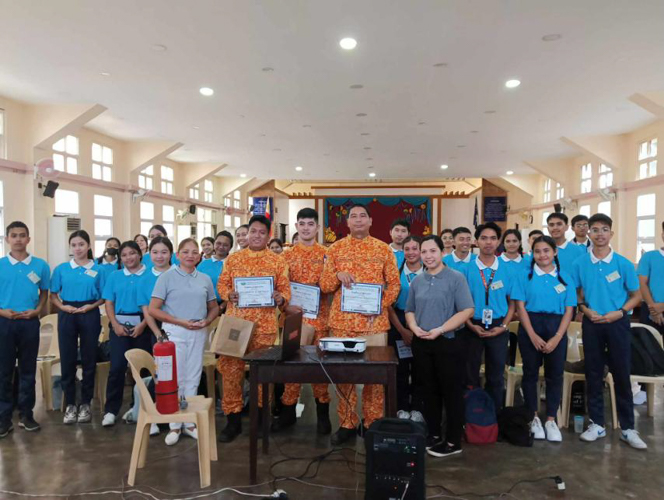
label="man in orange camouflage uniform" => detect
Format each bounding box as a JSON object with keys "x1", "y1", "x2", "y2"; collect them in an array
[
  {"x1": 320, "y1": 203, "x2": 401, "y2": 445},
  {"x1": 271, "y1": 208, "x2": 332, "y2": 435},
  {"x1": 217, "y1": 215, "x2": 290, "y2": 443}
]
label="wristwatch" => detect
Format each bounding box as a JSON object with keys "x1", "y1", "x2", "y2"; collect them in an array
[
  {"x1": 619, "y1": 308, "x2": 627, "y2": 317},
  {"x1": 500, "y1": 323, "x2": 508, "y2": 330}
]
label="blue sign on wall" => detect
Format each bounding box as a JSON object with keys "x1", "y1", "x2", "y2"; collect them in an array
[{"x1": 484, "y1": 196, "x2": 507, "y2": 222}]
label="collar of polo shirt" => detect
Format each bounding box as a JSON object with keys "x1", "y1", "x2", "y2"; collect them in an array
[
  {"x1": 475, "y1": 256, "x2": 499, "y2": 271},
  {"x1": 660, "y1": 248, "x2": 664, "y2": 258},
  {"x1": 151, "y1": 267, "x2": 164, "y2": 276},
  {"x1": 8, "y1": 254, "x2": 32, "y2": 266},
  {"x1": 70, "y1": 259, "x2": 94, "y2": 270},
  {"x1": 211, "y1": 255, "x2": 225, "y2": 263},
  {"x1": 500, "y1": 253, "x2": 522, "y2": 263},
  {"x1": 534, "y1": 264, "x2": 558, "y2": 277},
  {"x1": 589, "y1": 248, "x2": 614, "y2": 264},
  {"x1": 174, "y1": 266, "x2": 198, "y2": 277},
  {"x1": 123, "y1": 265, "x2": 146, "y2": 276},
  {"x1": 103, "y1": 258, "x2": 118, "y2": 265},
  {"x1": 557, "y1": 240, "x2": 570, "y2": 250},
  {"x1": 452, "y1": 251, "x2": 471, "y2": 263}
]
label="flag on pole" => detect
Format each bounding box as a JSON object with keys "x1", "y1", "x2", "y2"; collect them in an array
[
  {"x1": 473, "y1": 197, "x2": 479, "y2": 228},
  {"x1": 265, "y1": 197, "x2": 272, "y2": 220}
]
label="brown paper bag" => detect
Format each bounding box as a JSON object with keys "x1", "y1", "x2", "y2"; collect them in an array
[
  {"x1": 359, "y1": 332, "x2": 388, "y2": 347},
  {"x1": 211, "y1": 314, "x2": 256, "y2": 358},
  {"x1": 300, "y1": 324, "x2": 316, "y2": 346}
]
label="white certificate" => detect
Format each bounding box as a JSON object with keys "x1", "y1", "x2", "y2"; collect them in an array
[
  {"x1": 341, "y1": 283, "x2": 383, "y2": 315},
  {"x1": 290, "y1": 282, "x2": 321, "y2": 319},
  {"x1": 234, "y1": 276, "x2": 275, "y2": 308}
]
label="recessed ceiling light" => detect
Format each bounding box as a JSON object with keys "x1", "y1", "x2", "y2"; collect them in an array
[
  {"x1": 192, "y1": 126, "x2": 200, "y2": 130},
  {"x1": 100, "y1": 72, "x2": 111, "y2": 77},
  {"x1": 433, "y1": 62, "x2": 448, "y2": 68},
  {"x1": 295, "y1": 166, "x2": 303, "y2": 171},
  {"x1": 356, "y1": 113, "x2": 367, "y2": 117},
  {"x1": 360, "y1": 133, "x2": 370, "y2": 136},
  {"x1": 542, "y1": 34, "x2": 562, "y2": 42},
  {"x1": 349, "y1": 84, "x2": 364, "y2": 89},
  {"x1": 484, "y1": 110, "x2": 496, "y2": 114},
  {"x1": 440, "y1": 164, "x2": 449, "y2": 170},
  {"x1": 240, "y1": 173, "x2": 247, "y2": 178},
  {"x1": 199, "y1": 87, "x2": 214, "y2": 96},
  {"x1": 339, "y1": 37, "x2": 357, "y2": 50},
  {"x1": 368, "y1": 172, "x2": 376, "y2": 178},
  {"x1": 364, "y1": 147, "x2": 372, "y2": 150},
  {"x1": 302, "y1": 124, "x2": 311, "y2": 128},
  {"x1": 262, "y1": 67, "x2": 274, "y2": 72},
  {"x1": 152, "y1": 44, "x2": 167, "y2": 52},
  {"x1": 505, "y1": 79, "x2": 521, "y2": 89},
  {"x1": 506, "y1": 170, "x2": 514, "y2": 175}
]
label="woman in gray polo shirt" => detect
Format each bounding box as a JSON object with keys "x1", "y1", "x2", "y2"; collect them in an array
[
  {"x1": 149, "y1": 238, "x2": 219, "y2": 446},
  {"x1": 405, "y1": 235, "x2": 474, "y2": 459}
]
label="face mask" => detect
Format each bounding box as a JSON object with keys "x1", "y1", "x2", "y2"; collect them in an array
[{"x1": 106, "y1": 247, "x2": 119, "y2": 257}]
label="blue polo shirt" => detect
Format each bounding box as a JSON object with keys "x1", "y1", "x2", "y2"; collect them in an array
[
  {"x1": 573, "y1": 249, "x2": 640, "y2": 316},
  {"x1": 443, "y1": 251, "x2": 477, "y2": 273},
  {"x1": 51, "y1": 260, "x2": 105, "y2": 302},
  {"x1": 0, "y1": 254, "x2": 51, "y2": 312},
  {"x1": 499, "y1": 253, "x2": 529, "y2": 277},
  {"x1": 462, "y1": 257, "x2": 515, "y2": 320},
  {"x1": 99, "y1": 259, "x2": 121, "y2": 281},
  {"x1": 637, "y1": 249, "x2": 664, "y2": 303},
  {"x1": 198, "y1": 256, "x2": 225, "y2": 301},
  {"x1": 556, "y1": 241, "x2": 586, "y2": 278},
  {"x1": 395, "y1": 263, "x2": 424, "y2": 311},
  {"x1": 102, "y1": 266, "x2": 148, "y2": 314},
  {"x1": 512, "y1": 265, "x2": 577, "y2": 315},
  {"x1": 137, "y1": 267, "x2": 168, "y2": 308},
  {"x1": 142, "y1": 253, "x2": 179, "y2": 269},
  {"x1": 390, "y1": 246, "x2": 405, "y2": 269}
]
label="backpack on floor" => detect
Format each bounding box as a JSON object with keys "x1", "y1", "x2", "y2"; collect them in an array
[
  {"x1": 498, "y1": 406, "x2": 534, "y2": 447},
  {"x1": 464, "y1": 389, "x2": 498, "y2": 444},
  {"x1": 631, "y1": 326, "x2": 664, "y2": 376}
]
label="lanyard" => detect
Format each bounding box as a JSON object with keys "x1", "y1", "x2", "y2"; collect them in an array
[{"x1": 479, "y1": 268, "x2": 496, "y2": 306}]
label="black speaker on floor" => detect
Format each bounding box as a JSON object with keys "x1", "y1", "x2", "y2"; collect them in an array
[{"x1": 365, "y1": 418, "x2": 426, "y2": 500}]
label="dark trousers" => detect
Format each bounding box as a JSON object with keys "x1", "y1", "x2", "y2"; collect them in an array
[
  {"x1": 105, "y1": 321, "x2": 153, "y2": 416},
  {"x1": 0, "y1": 317, "x2": 40, "y2": 423},
  {"x1": 582, "y1": 316, "x2": 634, "y2": 429},
  {"x1": 412, "y1": 334, "x2": 466, "y2": 446},
  {"x1": 466, "y1": 318, "x2": 508, "y2": 412},
  {"x1": 58, "y1": 302, "x2": 101, "y2": 406},
  {"x1": 517, "y1": 313, "x2": 568, "y2": 418},
  {"x1": 388, "y1": 308, "x2": 415, "y2": 412}
]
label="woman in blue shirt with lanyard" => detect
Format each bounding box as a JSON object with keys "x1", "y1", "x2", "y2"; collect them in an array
[
  {"x1": 97, "y1": 237, "x2": 122, "y2": 280},
  {"x1": 387, "y1": 236, "x2": 423, "y2": 417},
  {"x1": 198, "y1": 230, "x2": 233, "y2": 308},
  {"x1": 50, "y1": 230, "x2": 105, "y2": 425},
  {"x1": 101, "y1": 240, "x2": 153, "y2": 427},
  {"x1": 149, "y1": 239, "x2": 218, "y2": 446},
  {"x1": 512, "y1": 236, "x2": 576, "y2": 442}
]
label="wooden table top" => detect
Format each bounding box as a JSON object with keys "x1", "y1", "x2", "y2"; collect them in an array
[{"x1": 243, "y1": 345, "x2": 398, "y2": 365}]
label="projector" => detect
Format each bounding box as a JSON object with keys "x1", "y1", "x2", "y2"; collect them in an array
[{"x1": 319, "y1": 337, "x2": 366, "y2": 353}]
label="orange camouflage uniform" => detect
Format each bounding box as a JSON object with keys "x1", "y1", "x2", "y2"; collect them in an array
[
  {"x1": 319, "y1": 235, "x2": 400, "y2": 428},
  {"x1": 217, "y1": 248, "x2": 291, "y2": 415},
  {"x1": 281, "y1": 242, "x2": 330, "y2": 406}
]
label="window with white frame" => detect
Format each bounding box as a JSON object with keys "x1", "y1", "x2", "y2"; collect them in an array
[
  {"x1": 224, "y1": 195, "x2": 233, "y2": 229},
  {"x1": 138, "y1": 165, "x2": 154, "y2": 190},
  {"x1": 162, "y1": 205, "x2": 175, "y2": 238},
  {"x1": 92, "y1": 143, "x2": 113, "y2": 181},
  {"x1": 177, "y1": 224, "x2": 191, "y2": 246},
  {"x1": 204, "y1": 179, "x2": 214, "y2": 203},
  {"x1": 233, "y1": 190, "x2": 241, "y2": 209},
  {"x1": 541, "y1": 212, "x2": 550, "y2": 235},
  {"x1": 189, "y1": 184, "x2": 200, "y2": 200},
  {"x1": 597, "y1": 201, "x2": 611, "y2": 218},
  {"x1": 598, "y1": 164, "x2": 613, "y2": 188},
  {"x1": 636, "y1": 193, "x2": 657, "y2": 260},
  {"x1": 161, "y1": 165, "x2": 174, "y2": 194},
  {"x1": 140, "y1": 201, "x2": 154, "y2": 236},
  {"x1": 639, "y1": 138, "x2": 657, "y2": 179},
  {"x1": 555, "y1": 183, "x2": 564, "y2": 200},
  {"x1": 543, "y1": 179, "x2": 552, "y2": 203},
  {"x1": 0, "y1": 109, "x2": 6, "y2": 160},
  {"x1": 197, "y1": 208, "x2": 213, "y2": 238},
  {"x1": 0, "y1": 180, "x2": 4, "y2": 256},
  {"x1": 93, "y1": 195, "x2": 113, "y2": 257},
  {"x1": 53, "y1": 135, "x2": 79, "y2": 174},
  {"x1": 580, "y1": 163, "x2": 592, "y2": 193},
  {"x1": 54, "y1": 189, "x2": 79, "y2": 215},
  {"x1": 579, "y1": 205, "x2": 591, "y2": 218}
]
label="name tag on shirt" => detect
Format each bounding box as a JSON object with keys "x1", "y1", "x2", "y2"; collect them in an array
[
  {"x1": 85, "y1": 269, "x2": 98, "y2": 278},
  {"x1": 606, "y1": 271, "x2": 620, "y2": 283},
  {"x1": 27, "y1": 271, "x2": 41, "y2": 284},
  {"x1": 490, "y1": 280, "x2": 504, "y2": 291},
  {"x1": 554, "y1": 284, "x2": 566, "y2": 294}
]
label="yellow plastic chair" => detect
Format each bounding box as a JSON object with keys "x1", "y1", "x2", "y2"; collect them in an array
[
  {"x1": 37, "y1": 314, "x2": 60, "y2": 411},
  {"x1": 125, "y1": 349, "x2": 217, "y2": 488},
  {"x1": 94, "y1": 315, "x2": 111, "y2": 412},
  {"x1": 560, "y1": 322, "x2": 618, "y2": 428},
  {"x1": 630, "y1": 323, "x2": 664, "y2": 418}
]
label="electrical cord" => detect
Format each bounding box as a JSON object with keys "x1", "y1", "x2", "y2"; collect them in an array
[{"x1": 426, "y1": 475, "x2": 565, "y2": 499}]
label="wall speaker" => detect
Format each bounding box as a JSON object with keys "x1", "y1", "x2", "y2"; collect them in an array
[
  {"x1": 43, "y1": 181, "x2": 60, "y2": 198},
  {"x1": 189, "y1": 204, "x2": 196, "y2": 215}
]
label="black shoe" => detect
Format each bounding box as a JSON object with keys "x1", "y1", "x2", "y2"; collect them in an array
[
  {"x1": 427, "y1": 442, "x2": 462, "y2": 458},
  {"x1": 18, "y1": 415, "x2": 40, "y2": 432},
  {"x1": 331, "y1": 426, "x2": 356, "y2": 446},
  {"x1": 315, "y1": 399, "x2": 332, "y2": 435},
  {"x1": 218, "y1": 412, "x2": 242, "y2": 443},
  {"x1": 0, "y1": 422, "x2": 13, "y2": 438},
  {"x1": 271, "y1": 403, "x2": 296, "y2": 432},
  {"x1": 426, "y1": 435, "x2": 443, "y2": 450}
]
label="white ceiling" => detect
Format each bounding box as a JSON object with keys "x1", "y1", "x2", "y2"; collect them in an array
[{"x1": 1, "y1": 0, "x2": 663, "y2": 180}]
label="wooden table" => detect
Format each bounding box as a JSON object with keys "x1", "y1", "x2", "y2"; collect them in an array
[{"x1": 243, "y1": 345, "x2": 398, "y2": 483}]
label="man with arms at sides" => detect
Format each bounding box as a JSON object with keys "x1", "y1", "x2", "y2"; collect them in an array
[
  {"x1": 320, "y1": 204, "x2": 401, "y2": 445},
  {"x1": 442, "y1": 227, "x2": 476, "y2": 272},
  {"x1": 388, "y1": 219, "x2": 410, "y2": 268},
  {"x1": 547, "y1": 213, "x2": 586, "y2": 278},
  {"x1": 637, "y1": 221, "x2": 664, "y2": 333},
  {"x1": 272, "y1": 208, "x2": 332, "y2": 435},
  {"x1": 217, "y1": 215, "x2": 290, "y2": 443}
]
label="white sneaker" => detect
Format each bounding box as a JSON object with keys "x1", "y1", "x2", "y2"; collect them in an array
[
  {"x1": 122, "y1": 409, "x2": 136, "y2": 424},
  {"x1": 102, "y1": 413, "x2": 116, "y2": 427},
  {"x1": 397, "y1": 410, "x2": 411, "y2": 420},
  {"x1": 150, "y1": 423, "x2": 160, "y2": 436},
  {"x1": 165, "y1": 430, "x2": 181, "y2": 446},
  {"x1": 530, "y1": 416, "x2": 545, "y2": 440},
  {"x1": 63, "y1": 405, "x2": 78, "y2": 425},
  {"x1": 409, "y1": 411, "x2": 425, "y2": 423},
  {"x1": 580, "y1": 423, "x2": 606, "y2": 442},
  {"x1": 621, "y1": 429, "x2": 647, "y2": 450},
  {"x1": 633, "y1": 391, "x2": 647, "y2": 406},
  {"x1": 545, "y1": 420, "x2": 562, "y2": 442},
  {"x1": 182, "y1": 426, "x2": 198, "y2": 440}
]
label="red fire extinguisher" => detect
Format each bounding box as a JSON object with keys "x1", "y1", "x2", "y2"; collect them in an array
[{"x1": 154, "y1": 333, "x2": 179, "y2": 414}]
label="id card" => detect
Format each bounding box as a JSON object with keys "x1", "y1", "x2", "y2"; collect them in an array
[
  {"x1": 85, "y1": 269, "x2": 98, "y2": 278},
  {"x1": 482, "y1": 308, "x2": 493, "y2": 327},
  {"x1": 490, "y1": 280, "x2": 504, "y2": 291},
  {"x1": 554, "y1": 283, "x2": 566, "y2": 294},
  {"x1": 606, "y1": 271, "x2": 620, "y2": 283},
  {"x1": 27, "y1": 271, "x2": 41, "y2": 284}
]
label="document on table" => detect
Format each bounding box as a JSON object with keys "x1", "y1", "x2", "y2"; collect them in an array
[
  {"x1": 341, "y1": 283, "x2": 383, "y2": 315},
  {"x1": 290, "y1": 282, "x2": 321, "y2": 319},
  {"x1": 234, "y1": 276, "x2": 275, "y2": 308}
]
